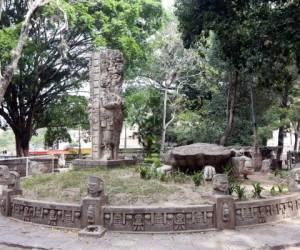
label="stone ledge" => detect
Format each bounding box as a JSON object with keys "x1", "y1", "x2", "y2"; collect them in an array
[{"x1": 72, "y1": 159, "x2": 136, "y2": 168}]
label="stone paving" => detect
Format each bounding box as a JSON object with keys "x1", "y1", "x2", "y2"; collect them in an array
[{"x1": 0, "y1": 215, "x2": 300, "y2": 250}]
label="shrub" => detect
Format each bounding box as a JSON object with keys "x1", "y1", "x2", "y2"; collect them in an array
[
  {"x1": 153, "y1": 158, "x2": 162, "y2": 168},
  {"x1": 252, "y1": 182, "x2": 264, "y2": 198},
  {"x1": 139, "y1": 166, "x2": 152, "y2": 180},
  {"x1": 277, "y1": 184, "x2": 285, "y2": 193},
  {"x1": 171, "y1": 170, "x2": 189, "y2": 183},
  {"x1": 192, "y1": 171, "x2": 203, "y2": 187},
  {"x1": 234, "y1": 184, "x2": 246, "y2": 200},
  {"x1": 270, "y1": 186, "x2": 277, "y2": 196},
  {"x1": 158, "y1": 172, "x2": 169, "y2": 182}
]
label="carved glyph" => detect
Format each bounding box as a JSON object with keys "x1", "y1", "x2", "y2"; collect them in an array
[{"x1": 89, "y1": 50, "x2": 124, "y2": 161}]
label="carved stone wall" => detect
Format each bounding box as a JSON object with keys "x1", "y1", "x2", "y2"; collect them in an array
[
  {"x1": 103, "y1": 205, "x2": 216, "y2": 232},
  {"x1": 235, "y1": 194, "x2": 300, "y2": 227},
  {"x1": 11, "y1": 198, "x2": 82, "y2": 228},
  {"x1": 89, "y1": 50, "x2": 124, "y2": 161}
]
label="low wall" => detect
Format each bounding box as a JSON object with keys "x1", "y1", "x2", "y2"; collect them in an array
[
  {"x1": 2, "y1": 190, "x2": 300, "y2": 232},
  {"x1": 103, "y1": 205, "x2": 215, "y2": 232},
  {"x1": 0, "y1": 158, "x2": 58, "y2": 177},
  {"x1": 11, "y1": 197, "x2": 81, "y2": 228},
  {"x1": 235, "y1": 194, "x2": 300, "y2": 227}
]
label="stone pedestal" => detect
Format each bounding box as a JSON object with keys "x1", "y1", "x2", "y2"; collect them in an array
[
  {"x1": 0, "y1": 189, "x2": 22, "y2": 216},
  {"x1": 81, "y1": 196, "x2": 107, "y2": 228},
  {"x1": 72, "y1": 158, "x2": 136, "y2": 169},
  {"x1": 212, "y1": 195, "x2": 235, "y2": 230}
]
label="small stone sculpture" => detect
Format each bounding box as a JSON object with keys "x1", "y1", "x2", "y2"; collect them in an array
[
  {"x1": 212, "y1": 174, "x2": 229, "y2": 195},
  {"x1": 0, "y1": 165, "x2": 20, "y2": 190},
  {"x1": 222, "y1": 202, "x2": 230, "y2": 222},
  {"x1": 87, "y1": 176, "x2": 104, "y2": 198},
  {"x1": 231, "y1": 156, "x2": 254, "y2": 179},
  {"x1": 288, "y1": 168, "x2": 300, "y2": 192},
  {"x1": 203, "y1": 165, "x2": 216, "y2": 181}
]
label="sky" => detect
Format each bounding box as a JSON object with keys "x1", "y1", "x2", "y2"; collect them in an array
[{"x1": 162, "y1": 0, "x2": 174, "y2": 8}]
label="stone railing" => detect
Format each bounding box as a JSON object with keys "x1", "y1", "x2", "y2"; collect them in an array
[{"x1": 1, "y1": 173, "x2": 300, "y2": 233}]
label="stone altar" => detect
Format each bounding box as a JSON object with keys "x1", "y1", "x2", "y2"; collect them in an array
[{"x1": 73, "y1": 49, "x2": 136, "y2": 168}]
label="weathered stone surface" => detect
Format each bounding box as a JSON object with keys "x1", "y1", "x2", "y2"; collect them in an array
[
  {"x1": 170, "y1": 143, "x2": 233, "y2": 172},
  {"x1": 203, "y1": 165, "x2": 216, "y2": 181},
  {"x1": 212, "y1": 174, "x2": 229, "y2": 195},
  {"x1": 156, "y1": 165, "x2": 173, "y2": 174},
  {"x1": 87, "y1": 176, "x2": 104, "y2": 198},
  {"x1": 0, "y1": 165, "x2": 20, "y2": 190},
  {"x1": 212, "y1": 195, "x2": 235, "y2": 230},
  {"x1": 288, "y1": 168, "x2": 300, "y2": 192},
  {"x1": 89, "y1": 49, "x2": 124, "y2": 161},
  {"x1": 261, "y1": 159, "x2": 272, "y2": 173},
  {"x1": 230, "y1": 156, "x2": 255, "y2": 179}
]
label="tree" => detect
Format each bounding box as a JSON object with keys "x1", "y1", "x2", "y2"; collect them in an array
[
  {"x1": 39, "y1": 95, "x2": 88, "y2": 148},
  {"x1": 0, "y1": 0, "x2": 163, "y2": 156},
  {"x1": 0, "y1": 0, "x2": 55, "y2": 104},
  {"x1": 175, "y1": 0, "x2": 300, "y2": 155},
  {"x1": 135, "y1": 15, "x2": 202, "y2": 152},
  {"x1": 124, "y1": 86, "x2": 162, "y2": 156}
]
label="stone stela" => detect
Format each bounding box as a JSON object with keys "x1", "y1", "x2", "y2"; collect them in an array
[
  {"x1": 73, "y1": 49, "x2": 136, "y2": 168},
  {"x1": 90, "y1": 49, "x2": 124, "y2": 161}
]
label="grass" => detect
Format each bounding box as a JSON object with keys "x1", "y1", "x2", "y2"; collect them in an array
[{"x1": 21, "y1": 166, "x2": 184, "y2": 205}]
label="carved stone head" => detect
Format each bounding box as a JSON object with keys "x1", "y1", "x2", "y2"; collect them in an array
[
  {"x1": 87, "y1": 176, "x2": 104, "y2": 198},
  {"x1": 212, "y1": 174, "x2": 229, "y2": 195}
]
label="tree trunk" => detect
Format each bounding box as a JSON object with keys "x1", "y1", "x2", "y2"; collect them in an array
[
  {"x1": 15, "y1": 132, "x2": 30, "y2": 157},
  {"x1": 161, "y1": 88, "x2": 168, "y2": 153},
  {"x1": 294, "y1": 121, "x2": 300, "y2": 151},
  {"x1": 276, "y1": 82, "x2": 289, "y2": 168},
  {"x1": 219, "y1": 71, "x2": 238, "y2": 146}
]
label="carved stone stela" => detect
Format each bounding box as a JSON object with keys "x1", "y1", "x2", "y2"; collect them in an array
[{"x1": 89, "y1": 50, "x2": 124, "y2": 161}]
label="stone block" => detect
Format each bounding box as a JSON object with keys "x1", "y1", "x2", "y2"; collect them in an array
[{"x1": 212, "y1": 195, "x2": 235, "y2": 230}]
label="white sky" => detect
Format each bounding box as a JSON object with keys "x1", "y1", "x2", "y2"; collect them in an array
[{"x1": 162, "y1": 0, "x2": 174, "y2": 8}]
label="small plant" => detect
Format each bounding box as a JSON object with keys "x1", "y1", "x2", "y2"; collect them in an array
[
  {"x1": 171, "y1": 170, "x2": 189, "y2": 183},
  {"x1": 270, "y1": 186, "x2": 277, "y2": 196},
  {"x1": 234, "y1": 184, "x2": 246, "y2": 200},
  {"x1": 275, "y1": 170, "x2": 289, "y2": 179},
  {"x1": 252, "y1": 182, "x2": 264, "y2": 198},
  {"x1": 139, "y1": 166, "x2": 152, "y2": 180},
  {"x1": 153, "y1": 158, "x2": 162, "y2": 168},
  {"x1": 158, "y1": 172, "x2": 169, "y2": 182},
  {"x1": 277, "y1": 184, "x2": 285, "y2": 193},
  {"x1": 192, "y1": 171, "x2": 203, "y2": 187}
]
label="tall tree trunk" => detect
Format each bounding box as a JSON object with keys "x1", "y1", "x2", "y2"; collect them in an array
[
  {"x1": 15, "y1": 131, "x2": 30, "y2": 157},
  {"x1": 276, "y1": 82, "x2": 289, "y2": 168},
  {"x1": 161, "y1": 88, "x2": 168, "y2": 153},
  {"x1": 219, "y1": 71, "x2": 238, "y2": 146},
  {"x1": 294, "y1": 121, "x2": 300, "y2": 151}
]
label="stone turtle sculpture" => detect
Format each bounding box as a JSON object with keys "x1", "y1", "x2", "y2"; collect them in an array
[{"x1": 170, "y1": 143, "x2": 234, "y2": 172}]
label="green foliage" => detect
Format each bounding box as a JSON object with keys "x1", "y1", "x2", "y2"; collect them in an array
[
  {"x1": 171, "y1": 170, "x2": 190, "y2": 183},
  {"x1": 270, "y1": 186, "x2": 277, "y2": 196},
  {"x1": 139, "y1": 166, "x2": 152, "y2": 180},
  {"x1": 192, "y1": 171, "x2": 203, "y2": 187},
  {"x1": 0, "y1": 0, "x2": 163, "y2": 155},
  {"x1": 252, "y1": 183, "x2": 264, "y2": 199},
  {"x1": 234, "y1": 184, "x2": 246, "y2": 200},
  {"x1": 153, "y1": 158, "x2": 162, "y2": 168},
  {"x1": 125, "y1": 86, "x2": 162, "y2": 155}
]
